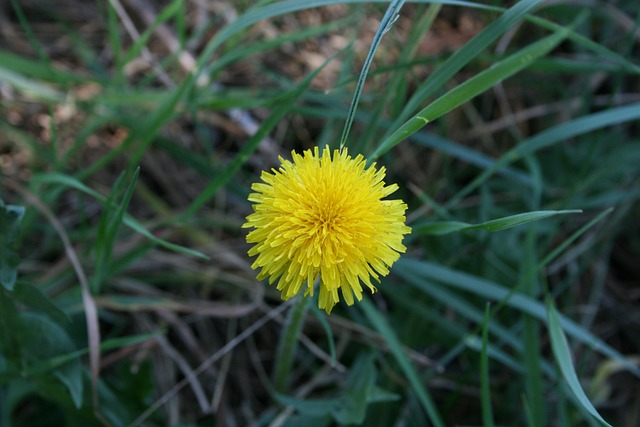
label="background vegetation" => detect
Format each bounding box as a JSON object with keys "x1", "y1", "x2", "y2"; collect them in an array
[{"x1": 1, "y1": 0, "x2": 639, "y2": 426}]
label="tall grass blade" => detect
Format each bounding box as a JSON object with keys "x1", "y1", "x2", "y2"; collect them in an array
[
  {"x1": 181, "y1": 49, "x2": 345, "y2": 218},
  {"x1": 361, "y1": 299, "x2": 444, "y2": 427},
  {"x1": 398, "y1": 258, "x2": 640, "y2": 378},
  {"x1": 480, "y1": 304, "x2": 495, "y2": 427},
  {"x1": 339, "y1": 0, "x2": 406, "y2": 148},
  {"x1": 413, "y1": 210, "x2": 581, "y2": 235},
  {"x1": 371, "y1": 14, "x2": 579, "y2": 159},
  {"x1": 32, "y1": 173, "x2": 208, "y2": 259},
  {"x1": 547, "y1": 298, "x2": 613, "y2": 427},
  {"x1": 392, "y1": 0, "x2": 542, "y2": 132}
]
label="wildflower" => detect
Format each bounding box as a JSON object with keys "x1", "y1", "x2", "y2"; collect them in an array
[{"x1": 243, "y1": 146, "x2": 411, "y2": 313}]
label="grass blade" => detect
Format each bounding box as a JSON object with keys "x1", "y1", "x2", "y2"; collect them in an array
[
  {"x1": 413, "y1": 210, "x2": 581, "y2": 235},
  {"x1": 391, "y1": 0, "x2": 543, "y2": 132},
  {"x1": 32, "y1": 173, "x2": 208, "y2": 259},
  {"x1": 449, "y1": 103, "x2": 640, "y2": 206},
  {"x1": 361, "y1": 299, "x2": 444, "y2": 427},
  {"x1": 398, "y1": 257, "x2": 640, "y2": 378},
  {"x1": 181, "y1": 48, "x2": 346, "y2": 218},
  {"x1": 480, "y1": 303, "x2": 495, "y2": 427},
  {"x1": 339, "y1": 0, "x2": 406, "y2": 147},
  {"x1": 371, "y1": 15, "x2": 579, "y2": 159},
  {"x1": 547, "y1": 298, "x2": 613, "y2": 427}
]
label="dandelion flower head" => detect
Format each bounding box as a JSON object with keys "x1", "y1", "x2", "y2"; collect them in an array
[{"x1": 243, "y1": 146, "x2": 411, "y2": 313}]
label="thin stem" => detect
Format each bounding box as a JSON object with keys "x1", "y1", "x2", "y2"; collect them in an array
[
  {"x1": 339, "y1": 0, "x2": 406, "y2": 148},
  {"x1": 273, "y1": 295, "x2": 312, "y2": 393}
]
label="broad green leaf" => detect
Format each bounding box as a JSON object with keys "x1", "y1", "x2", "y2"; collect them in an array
[
  {"x1": 333, "y1": 353, "x2": 385, "y2": 424},
  {"x1": 19, "y1": 313, "x2": 83, "y2": 408},
  {"x1": 13, "y1": 282, "x2": 69, "y2": 325},
  {"x1": 414, "y1": 210, "x2": 582, "y2": 235},
  {"x1": 547, "y1": 299, "x2": 613, "y2": 427},
  {"x1": 0, "y1": 289, "x2": 22, "y2": 365},
  {"x1": 0, "y1": 200, "x2": 25, "y2": 291}
]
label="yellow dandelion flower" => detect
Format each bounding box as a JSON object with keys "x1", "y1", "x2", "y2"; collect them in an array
[{"x1": 243, "y1": 146, "x2": 411, "y2": 313}]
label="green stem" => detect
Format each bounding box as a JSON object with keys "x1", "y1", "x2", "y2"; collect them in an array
[{"x1": 273, "y1": 295, "x2": 311, "y2": 393}]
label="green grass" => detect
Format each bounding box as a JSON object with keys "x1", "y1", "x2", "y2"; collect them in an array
[{"x1": 1, "y1": 1, "x2": 640, "y2": 426}]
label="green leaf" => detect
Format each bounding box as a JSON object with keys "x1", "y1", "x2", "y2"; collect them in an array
[
  {"x1": 19, "y1": 312, "x2": 83, "y2": 408},
  {"x1": 413, "y1": 210, "x2": 582, "y2": 235},
  {"x1": 13, "y1": 281, "x2": 70, "y2": 325},
  {"x1": 391, "y1": 0, "x2": 543, "y2": 132},
  {"x1": 31, "y1": 172, "x2": 208, "y2": 259},
  {"x1": 310, "y1": 304, "x2": 337, "y2": 367},
  {"x1": 21, "y1": 332, "x2": 160, "y2": 378},
  {"x1": 547, "y1": 299, "x2": 613, "y2": 427},
  {"x1": 92, "y1": 168, "x2": 140, "y2": 293},
  {"x1": 480, "y1": 304, "x2": 495, "y2": 427},
  {"x1": 0, "y1": 200, "x2": 25, "y2": 291},
  {"x1": 333, "y1": 353, "x2": 382, "y2": 424},
  {"x1": 181, "y1": 46, "x2": 347, "y2": 218},
  {"x1": 275, "y1": 353, "x2": 398, "y2": 424},
  {"x1": 371, "y1": 14, "x2": 580, "y2": 159},
  {"x1": 340, "y1": 0, "x2": 406, "y2": 146},
  {"x1": 0, "y1": 289, "x2": 23, "y2": 365},
  {"x1": 360, "y1": 299, "x2": 444, "y2": 427},
  {"x1": 0, "y1": 66, "x2": 63, "y2": 102},
  {"x1": 398, "y1": 258, "x2": 640, "y2": 378}
]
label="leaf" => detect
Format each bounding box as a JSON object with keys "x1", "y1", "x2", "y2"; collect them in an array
[
  {"x1": 13, "y1": 281, "x2": 70, "y2": 325},
  {"x1": 18, "y1": 312, "x2": 83, "y2": 408},
  {"x1": 275, "y1": 353, "x2": 398, "y2": 424},
  {"x1": 392, "y1": 0, "x2": 543, "y2": 131},
  {"x1": 0, "y1": 66, "x2": 63, "y2": 102},
  {"x1": 0, "y1": 288, "x2": 23, "y2": 365},
  {"x1": 310, "y1": 304, "x2": 336, "y2": 367},
  {"x1": 371, "y1": 14, "x2": 580, "y2": 159},
  {"x1": 398, "y1": 258, "x2": 640, "y2": 378},
  {"x1": 547, "y1": 299, "x2": 613, "y2": 427},
  {"x1": 480, "y1": 304, "x2": 495, "y2": 427},
  {"x1": 0, "y1": 200, "x2": 25, "y2": 291},
  {"x1": 31, "y1": 172, "x2": 208, "y2": 259},
  {"x1": 332, "y1": 353, "x2": 380, "y2": 424},
  {"x1": 181, "y1": 46, "x2": 347, "y2": 218},
  {"x1": 360, "y1": 299, "x2": 445, "y2": 427},
  {"x1": 413, "y1": 210, "x2": 582, "y2": 235},
  {"x1": 340, "y1": 0, "x2": 406, "y2": 146},
  {"x1": 92, "y1": 168, "x2": 140, "y2": 293}
]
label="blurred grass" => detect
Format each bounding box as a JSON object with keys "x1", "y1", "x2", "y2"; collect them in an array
[{"x1": 1, "y1": 0, "x2": 640, "y2": 426}]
